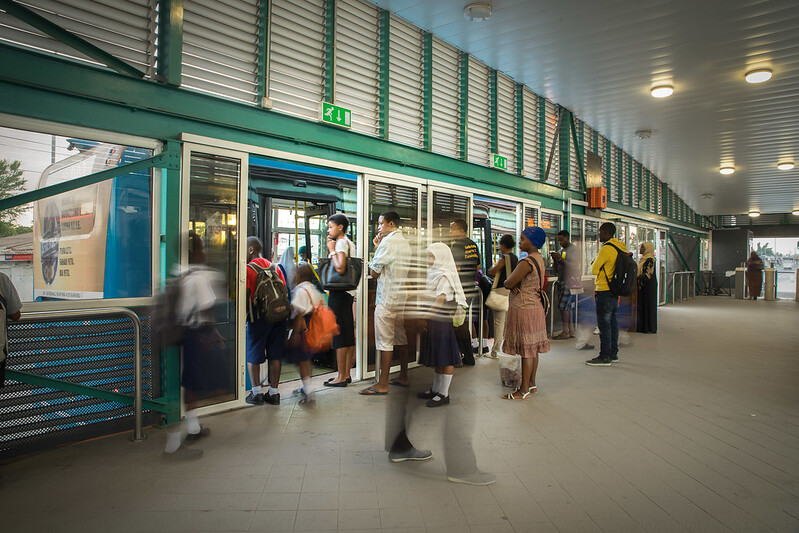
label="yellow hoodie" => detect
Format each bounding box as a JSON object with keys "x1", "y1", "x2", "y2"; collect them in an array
[{"x1": 591, "y1": 238, "x2": 628, "y2": 292}]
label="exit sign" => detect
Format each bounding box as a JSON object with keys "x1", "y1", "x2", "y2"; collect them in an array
[
  {"x1": 320, "y1": 102, "x2": 351, "y2": 128},
  {"x1": 491, "y1": 153, "x2": 508, "y2": 171}
]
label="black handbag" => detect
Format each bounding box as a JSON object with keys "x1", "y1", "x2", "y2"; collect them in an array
[{"x1": 318, "y1": 256, "x2": 363, "y2": 291}]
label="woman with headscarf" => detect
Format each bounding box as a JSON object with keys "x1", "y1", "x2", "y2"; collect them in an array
[
  {"x1": 501, "y1": 227, "x2": 550, "y2": 400},
  {"x1": 746, "y1": 251, "x2": 764, "y2": 300},
  {"x1": 278, "y1": 246, "x2": 297, "y2": 291},
  {"x1": 417, "y1": 242, "x2": 468, "y2": 407},
  {"x1": 636, "y1": 242, "x2": 658, "y2": 333}
]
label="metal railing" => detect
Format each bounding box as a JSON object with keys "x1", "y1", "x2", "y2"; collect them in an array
[
  {"x1": 11, "y1": 307, "x2": 146, "y2": 442},
  {"x1": 672, "y1": 271, "x2": 696, "y2": 304}
]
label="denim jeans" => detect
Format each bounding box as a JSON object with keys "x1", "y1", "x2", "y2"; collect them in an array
[{"x1": 595, "y1": 291, "x2": 619, "y2": 359}]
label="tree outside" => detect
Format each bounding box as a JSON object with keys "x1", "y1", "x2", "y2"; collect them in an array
[{"x1": 0, "y1": 158, "x2": 32, "y2": 237}]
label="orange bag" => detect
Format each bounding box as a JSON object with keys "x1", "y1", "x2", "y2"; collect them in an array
[{"x1": 303, "y1": 289, "x2": 340, "y2": 353}]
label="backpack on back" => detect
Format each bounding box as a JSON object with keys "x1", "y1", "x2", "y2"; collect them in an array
[
  {"x1": 248, "y1": 263, "x2": 291, "y2": 323},
  {"x1": 602, "y1": 243, "x2": 637, "y2": 297}
]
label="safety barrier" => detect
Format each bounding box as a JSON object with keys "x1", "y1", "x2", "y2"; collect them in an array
[{"x1": 672, "y1": 271, "x2": 696, "y2": 303}]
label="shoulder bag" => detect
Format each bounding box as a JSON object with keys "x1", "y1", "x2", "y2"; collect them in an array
[
  {"x1": 529, "y1": 256, "x2": 551, "y2": 316},
  {"x1": 485, "y1": 255, "x2": 512, "y2": 312},
  {"x1": 318, "y1": 242, "x2": 363, "y2": 291}
]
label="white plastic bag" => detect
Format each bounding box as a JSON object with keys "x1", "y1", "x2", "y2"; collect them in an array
[{"x1": 498, "y1": 352, "x2": 521, "y2": 388}]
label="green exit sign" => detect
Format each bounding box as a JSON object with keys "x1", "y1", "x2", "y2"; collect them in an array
[
  {"x1": 491, "y1": 153, "x2": 508, "y2": 171},
  {"x1": 320, "y1": 102, "x2": 351, "y2": 128}
]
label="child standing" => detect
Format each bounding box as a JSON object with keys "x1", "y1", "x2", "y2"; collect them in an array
[{"x1": 289, "y1": 263, "x2": 325, "y2": 403}]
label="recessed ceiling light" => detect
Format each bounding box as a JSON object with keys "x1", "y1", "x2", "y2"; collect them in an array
[
  {"x1": 792, "y1": 210, "x2": 799, "y2": 216},
  {"x1": 463, "y1": 3, "x2": 492, "y2": 22},
  {"x1": 777, "y1": 162, "x2": 795, "y2": 170},
  {"x1": 650, "y1": 85, "x2": 673, "y2": 98},
  {"x1": 745, "y1": 69, "x2": 772, "y2": 83},
  {"x1": 700, "y1": 193, "x2": 714, "y2": 200},
  {"x1": 719, "y1": 166, "x2": 735, "y2": 175},
  {"x1": 748, "y1": 211, "x2": 761, "y2": 217}
]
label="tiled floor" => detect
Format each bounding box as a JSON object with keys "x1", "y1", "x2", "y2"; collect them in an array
[{"x1": 2, "y1": 297, "x2": 798, "y2": 532}]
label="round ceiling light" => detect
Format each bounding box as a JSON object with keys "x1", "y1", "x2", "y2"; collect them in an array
[
  {"x1": 650, "y1": 85, "x2": 673, "y2": 98},
  {"x1": 748, "y1": 211, "x2": 761, "y2": 217},
  {"x1": 777, "y1": 161, "x2": 795, "y2": 170},
  {"x1": 745, "y1": 69, "x2": 772, "y2": 83},
  {"x1": 792, "y1": 210, "x2": 799, "y2": 216},
  {"x1": 463, "y1": 3, "x2": 492, "y2": 22},
  {"x1": 719, "y1": 166, "x2": 735, "y2": 175}
]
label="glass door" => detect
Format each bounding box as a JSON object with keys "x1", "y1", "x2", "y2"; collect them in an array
[{"x1": 183, "y1": 147, "x2": 247, "y2": 412}]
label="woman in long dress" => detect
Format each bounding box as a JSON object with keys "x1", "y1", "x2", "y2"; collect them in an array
[
  {"x1": 745, "y1": 251, "x2": 764, "y2": 300},
  {"x1": 636, "y1": 242, "x2": 657, "y2": 333},
  {"x1": 502, "y1": 227, "x2": 550, "y2": 400}
]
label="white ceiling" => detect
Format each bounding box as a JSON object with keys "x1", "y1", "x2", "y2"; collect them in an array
[{"x1": 368, "y1": 0, "x2": 799, "y2": 216}]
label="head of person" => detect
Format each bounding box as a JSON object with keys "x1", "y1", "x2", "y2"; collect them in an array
[
  {"x1": 499, "y1": 234, "x2": 515, "y2": 254},
  {"x1": 520, "y1": 227, "x2": 546, "y2": 253},
  {"x1": 247, "y1": 236, "x2": 262, "y2": 263},
  {"x1": 449, "y1": 219, "x2": 468, "y2": 239},
  {"x1": 296, "y1": 262, "x2": 314, "y2": 284},
  {"x1": 557, "y1": 230, "x2": 570, "y2": 248},
  {"x1": 427, "y1": 242, "x2": 454, "y2": 269},
  {"x1": 750, "y1": 251, "x2": 759, "y2": 259},
  {"x1": 598, "y1": 222, "x2": 616, "y2": 243},
  {"x1": 188, "y1": 231, "x2": 206, "y2": 265},
  {"x1": 377, "y1": 211, "x2": 400, "y2": 237},
  {"x1": 298, "y1": 245, "x2": 310, "y2": 262},
  {"x1": 327, "y1": 213, "x2": 349, "y2": 240},
  {"x1": 640, "y1": 241, "x2": 654, "y2": 257}
]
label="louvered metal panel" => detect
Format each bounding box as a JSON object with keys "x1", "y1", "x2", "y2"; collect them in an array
[
  {"x1": 181, "y1": 0, "x2": 258, "y2": 104},
  {"x1": 521, "y1": 87, "x2": 539, "y2": 179},
  {"x1": 544, "y1": 100, "x2": 559, "y2": 186},
  {"x1": 269, "y1": 0, "x2": 326, "y2": 119},
  {"x1": 596, "y1": 135, "x2": 606, "y2": 189},
  {"x1": 433, "y1": 190, "x2": 469, "y2": 217},
  {"x1": 632, "y1": 162, "x2": 640, "y2": 208},
  {"x1": 335, "y1": 0, "x2": 379, "y2": 136},
  {"x1": 467, "y1": 56, "x2": 491, "y2": 166},
  {"x1": 430, "y1": 37, "x2": 460, "y2": 158},
  {"x1": 657, "y1": 179, "x2": 663, "y2": 215},
  {"x1": 609, "y1": 144, "x2": 619, "y2": 202},
  {"x1": 388, "y1": 15, "x2": 423, "y2": 148},
  {"x1": 496, "y1": 72, "x2": 517, "y2": 174},
  {"x1": 621, "y1": 152, "x2": 630, "y2": 205},
  {"x1": 524, "y1": 206, "x2": 538, "y2": 227},
  {"x1": 369, "y1": 181, "x2": 418, "y2": 211},
  {"x1": 541, "y1": 211, "x2": 561, "y2": 231},
  {"x1": 0, "y1": 0, "x2": 157, "y2": 76}
]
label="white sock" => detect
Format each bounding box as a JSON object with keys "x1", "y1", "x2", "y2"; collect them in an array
[
  {"x1": 164, "y1": 429, "x2": 182, "y2": 453},
  {"x1": 252, "y1": 385, "x2": 262, "y2": 396},
  {"x1": 301, "y1": 377, "x2": 313, "y2": 399},
  {"x1": 186, "y1": 409, "x2": 201, "y2": 435},
  {"x1": 431, "y1": 373, "x2": 442, "y2": 393},
  {"x1": 269, "y1": 386, "x2": 279, "y2": 396},
  {"x1": 471, "y1": 338, "x2": 479, "y2": 348},
  {"x1": 438, "y1": 374, "x2": 453, "y2": 397}
]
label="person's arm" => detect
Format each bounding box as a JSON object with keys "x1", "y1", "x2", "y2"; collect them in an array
[
  {"x1": 504, "y1": 258, "x2": 533, "y2": 290},
  {"x1": 0, "y1": 275, "x2": 22, "y2": 320},
  {"x1": 591, "y1": 245, "x2": 610, "y2": 277},
  {"x1": 428, "y1": 293, "x2": 447, "y2": 314},
  {"x1": 369, "y1": 238, "x2": 389, "y2": 279},
  {"x1": 487, "y1": 256, "x2": 505, "y2": 277}
]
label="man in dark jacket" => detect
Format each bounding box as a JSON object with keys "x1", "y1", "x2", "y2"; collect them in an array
[{"x1": 449, "y1": 219, "x2": 481, "y2": 365}]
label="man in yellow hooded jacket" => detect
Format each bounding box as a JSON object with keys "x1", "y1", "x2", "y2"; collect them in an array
[{"x1": 586, "y1": 222, "x2": 627, "y2": 366}]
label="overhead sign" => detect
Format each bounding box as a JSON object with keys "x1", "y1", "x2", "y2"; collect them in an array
[
  {"x1": 491, "y1": 154, "x2": 508, "y2": 171},
  {"x1": 320, "y1": 102, "x2": 352, "y2": 128}
]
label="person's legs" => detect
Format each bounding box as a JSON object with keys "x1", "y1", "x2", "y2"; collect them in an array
[
  {"x1": 588, "y1": 292, "x2": 613, "y2": 365},
  {"x1": 298, "y1": 359, "x2": 314, "y2": 401},
  {"x1": 245, "y1": 321, "x2": 268, "y2": 403},
  {"x1": 610, "y1": 297, "x2": 619, "y2": 360},
  {"x1": 386, "y1": 376, "x2": 431, "y2": 462},
  {"x1": 489, "y1": 310, "x2": 506, "y2": 357}
]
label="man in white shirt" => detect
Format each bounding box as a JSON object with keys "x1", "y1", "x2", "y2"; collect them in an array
[{"x1": 360, "y1": 211, "x2": 411, "y2": 396}]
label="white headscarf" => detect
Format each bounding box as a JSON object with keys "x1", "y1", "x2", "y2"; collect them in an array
[
  {"x1": 427, "y1": 242, "x2": 467, "y2": 308},
  {"x1": 279, "y1": 246, "x2": 297, "y2": 290}
]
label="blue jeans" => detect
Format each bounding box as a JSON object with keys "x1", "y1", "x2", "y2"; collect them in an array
[{"x1": 595, "y1": 291, "x2": 619, "y2": 359}]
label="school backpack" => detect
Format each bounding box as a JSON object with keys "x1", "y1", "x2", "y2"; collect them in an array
[
  {"x1": 302, "y1": 289, "x2": 339, "y2": 353},
  {"x1": 602, "y1": 243, "x2": 637, "y2": 297},
  {"x1": 248, "y1": 262, "x2": 291, "y2": 323},
  {"x1": 151, "y1": 275, "x2": 187, "y2": 352}
]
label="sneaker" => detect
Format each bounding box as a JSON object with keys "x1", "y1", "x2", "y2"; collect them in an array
[
  {"x1": 185, "y1": 426, "x2": 210, "y2": 442},
  {"x1": 388, "y1": 447, "x2": 433, "y2": 463},
  {"x1": 447, "y1": 471, "x2": 496, "y2": 486},
  {"x1": 610, "y1": 355, "x2": 619, "y2": 363},
  {"x1": 426, "y1": 394, "x2": 449, "y2": 407},
  {"x1": 163, "y1": 445, "x2": 203, "y2": 460},
  {"x1": 245, "y1": 392, "x2": 264, "y2": 405},
  {"x1": 585, "y1": 357, "x2": 612, "y2": 367},
  {"x1": 578, "y1": 344, "x2": 595, "y2": 351},
  {"x1": 264, "y1": 392, "x2": 280, "y2": 405},
  {"x1": 417, "y1": 389, "x2": 437, "y2": 400}
]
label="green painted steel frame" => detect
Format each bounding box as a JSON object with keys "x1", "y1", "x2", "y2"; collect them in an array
[
  {"x1": 378, "y1": 9, "x2": 390, "y2": 140},
  {"x1": 604, "y1": 140, "x2": 612, "y2": 192},
  {"x1": 668, "y1": 233, "x2": 702, "y2": 293},
  {"x1": 617, "y1": 148, "x2": 624, "y2": 205},
  {"x1": 324, "y1": 0, "x2": 336, "y2": 103},
  {"x1": 256, "y1": 0, "x2": 269, "y2": 103},
  {"x1": 157, "y1": 0, "x2": 183, "y2": 86},
  {"x1": 422, "y1": 31, "x2": 433, "y2": 152},
  {"x1": 637, "y1": 162, "x2": 643, "y2": 208},
  {"x1": 569, "y1": 114, "x2": 586, "y2": 191},
  {"x1": 627, "y1": 155, "x2": 633, "y2": 207},
  {"x1": 489, "y1": 69, "x2": 498, "y2": 154},
  {"x1": 559, "y1": 108, "x2": 570, "y2": 188},
  {"x1": 515, "y1": 83, "x2": 524, "y2": 176},
  {"x1": 0, "y1": 0, "x2": 147, "y2": 79},
  {"x1": 459, "y1": 51, "x2": 469, "y2": 161}
]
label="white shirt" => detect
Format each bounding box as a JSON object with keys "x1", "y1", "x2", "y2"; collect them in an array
[
  {"x1": 292, "y1": 281, "x2": 325, "y2": 319},
  {"x1": 328, "y1": 236, "x2": 358, "y2": 297},
  {"x1": 369, "y1": 230, "x2": 411, "y2": 311},
  {"x1": 178, "y1": 266, "x2": 222, "y2": 328}
]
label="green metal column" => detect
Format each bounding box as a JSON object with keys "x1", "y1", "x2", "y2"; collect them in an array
[
  {"x1": 538, "y1": 97, "x2": 547, "y2": 180},
  {"x1": 569, "y1": 114, "x2": 585, "y2": 191},
  {"x1": 378, "y1": 9, "x2": 390, "y2": 140},
  {"x1": 459, "y1": 52, "x2": 469, "y2": 161},
  {"x1": 617, "y1": 149, "x2": 624, "y2": 204},
  {"x1": 627, "y1": 155, "x2": 633, "y2": 206},
  {"x1": 604, "y1": 139, "x2": 612, "y2": 193},
  {"x1": 489, "y1": 69, "x2": 498, "y2": 155},
  {"x1": 422, "y1": 31, "x2": 433, "y2": 151},
  {"x1": 256, "y1": 0, "x2": 269, "y2": 103},
  {"x1": 158, "y1": 0, "x2": 183, "y2": 85},
  {"x1": 559, "y1": 108, "x2": 570, "y2": 188},
  {"x1": 324, "y1": 0, "x2": 336, "y2": 103},
  {"x1": 592, "y1": 129, "x2": 598, "y2": 154},
  {"x1": 636, "y1": 162, "x2": 643, "y2": 208},
  {"x1": 515, "y1": 83, "x2": 524, "y2": 176}
]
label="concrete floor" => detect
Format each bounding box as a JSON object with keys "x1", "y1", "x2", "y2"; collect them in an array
[{"x1": 2, "y1": 297, "x2": 798, "y2": 532}]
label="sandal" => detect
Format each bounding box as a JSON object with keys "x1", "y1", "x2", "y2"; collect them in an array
[
  {"x1": 359, "y1": 386, "x2": 388, "y2": 396},
  {"x1": 502, "y1": 388, "x2": 530, "y2": 400},
  {"x1": 528, "y1": 385, "x2": 537, "y2": 394}
]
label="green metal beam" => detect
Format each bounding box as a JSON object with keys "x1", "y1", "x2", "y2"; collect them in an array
[
  {"x1": 324, "y1": 0, "x2": 336, "y2": 103},
  {"x1": 559, "y1": 108, "x2": 570, "y2": 188},
  {"x1": 489, "y1": 69, "x2": 498, "y2": 154},
  {"x1": 627, "y1": 155, "x2": 633, "y2": 206},
  {"x1": 459, "y1": 51, "x2": 469, "y2": 161},
  {"x1": 422, "y1": 31, "x2": 432, "y2": 152},
  {"x1": 378, "y1": 9, "x2": 390, "y2": 140},
  {"x1": 0, "y1": 0, "x2": 147, "y2": 79},
  {"x1": 568, "y1": 112, "x2": 585, "y2": 191},
  {"x1": 256, "y1": 0, "x2": 269, "y2": 102},
  {"x1": 515, "y1": 83, "x2": 524, "y2": 176},
  {"x1": 0, "y1": 151, "x2": 179, "y2": 213},
  {"x1": 604, "y1": 138, "x2": 612, "y2": 192},
  {"x1": 157, "y1": 0, "x2": 183, "y2": 85},
  {"x1": 6, "y1": 369, "x2": 169, "y2": 412},
  {"x1": 618, "y1": 148, "x2": 624, "y2": 205},
  {"x1": 668, "y1": 234, "x2": 702, "y2": 293},
  {"x1": 637, "y1": 162, "x2": 643, "y2": 208}
]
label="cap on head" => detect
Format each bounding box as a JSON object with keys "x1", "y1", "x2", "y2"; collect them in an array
[{"x1": 522, "y1": 227, "x2": 546, "y2": 249}]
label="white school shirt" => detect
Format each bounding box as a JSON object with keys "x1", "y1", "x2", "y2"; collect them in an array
[{"x1": 291, "y1": 281, "x2": 324, "y2": 319}]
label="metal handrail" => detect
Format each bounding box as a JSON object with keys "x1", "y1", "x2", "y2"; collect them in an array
[
  {"x1": 15, "y1": 307, "x2": 145, "y2": 442},
  {"x1": 671, "y1": 271, "x2": 696, "y2": 304}
]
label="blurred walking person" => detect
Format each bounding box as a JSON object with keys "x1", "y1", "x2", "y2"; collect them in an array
[
  {"x1": 449, "y1": 219, "x2": 482, "y2": 363},
  {"x1": 289, "y1": 263, "x2": 327, "y2": 403},
  {"x1": 746, "y1": 251, "x2": 764, "y2": 300}
]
